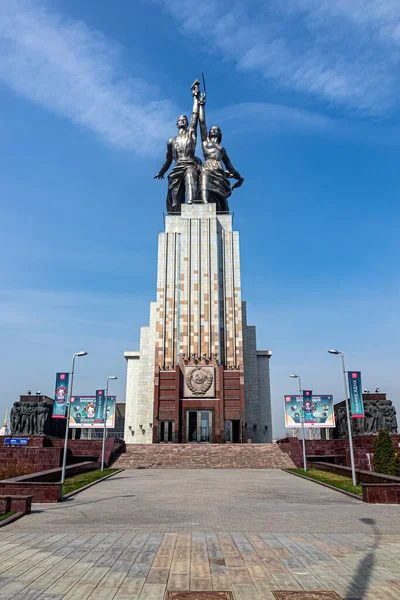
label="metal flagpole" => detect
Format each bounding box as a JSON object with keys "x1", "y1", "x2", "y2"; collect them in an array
[
  {"x1": 61, "y1": 351, "x2": 87, "y2": 485},
  {"x1": 289, "y1": 374, "x2": 307, "y2": 472},
  {"x1": 299, "y1": 377, "x2": 307, "y2": 473},
  {"x1": 329, "y1": 349, "x2": 357, "y2": 486},
  {"x1": 341, "y1": 353, "x2": 357, "y2": 486},
  {"x1": 101, "y1": 376, "x2": 117, "y2": 471}
]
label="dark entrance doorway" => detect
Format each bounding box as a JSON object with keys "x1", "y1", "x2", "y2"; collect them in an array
[
  {"x1": 225, "y1": 420, "x2": 241, "y2": 443},
  {"x1": 187, "y1": 410, "x2": 212, "y2": 443}
]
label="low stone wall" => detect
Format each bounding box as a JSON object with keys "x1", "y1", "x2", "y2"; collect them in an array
[
  {"x1": 0, "y1": 495, "x2": 32, "y2": 514},
  {"x1": 12, "y1": 461, "x2": 97, "y2": 483},
  {"x1": 362, "y1": 484, "x2": 400, "y2": 504},
  {"x1": 307, "y1": 461, "x2": 400, "y2": 504},
  {"x1": 0, "y1": 436, "x2": 125, "y2": 475},
  {"x1": 0, "y1": 496, "x2": 11, "y2": 514},
  {"x1": 276, "y1": 438, "x2": 305, "y2": 468},
  {"x1": 0, "y1": 462, "x2": 97, "y2": 503},
  {"x1": 0, "y1": 445, "x2": 62, "y2": 472},
  {"x1": 0, "y1": 482, "x2": 61, "y2": 503},
  {"x1": 277, "y1": 435, "x2": 400, "y2": 471},
  {"x1": 312, "y1": 461, "x2": 400, "y2": 485}
]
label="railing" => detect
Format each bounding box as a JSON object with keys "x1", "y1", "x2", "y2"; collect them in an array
[{"x1": 79, "y1": 431, "x2": 124, "y2": 440}]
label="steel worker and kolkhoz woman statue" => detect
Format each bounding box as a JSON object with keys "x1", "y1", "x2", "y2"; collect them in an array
[{"x1": 154, "y1": 79, "x2": 244, "y2": 213}]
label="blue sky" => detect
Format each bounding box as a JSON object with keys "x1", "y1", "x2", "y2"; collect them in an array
[{"x1": 0, "y1": 0, "x2": 399, "y2": 438}]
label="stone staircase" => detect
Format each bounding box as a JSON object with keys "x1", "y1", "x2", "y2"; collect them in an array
[{"x1": 113, "y1": 443, "x2": 295, "y2": 469}]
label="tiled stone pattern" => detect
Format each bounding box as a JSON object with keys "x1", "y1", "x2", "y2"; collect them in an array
[
  {"x1": 113, "y1": 444, "x2": 295, "y2": 469},
  {"x1": 153, "y1": 204, "x2": 243, "y2": 368},
  {"x1": 242, "y1": 303, "x2": 273, "y2": 443},
  {"x1": 1, "y1": 529, "x2": 400, "y2": 599}
]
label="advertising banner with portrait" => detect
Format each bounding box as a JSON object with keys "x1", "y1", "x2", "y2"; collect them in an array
[
  {"x1": 52, "y1": 372, "x2": 70, "y2": 419},
  {"x1": 69, "y1": 394, "x2": 116, "y2": 428},
  {"x1": 284, "y1": 394, "x2": 335, "y2": 428}
]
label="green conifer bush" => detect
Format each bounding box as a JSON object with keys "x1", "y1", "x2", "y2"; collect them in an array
[
  {"x1": 388, "y1": 453, "x2": 400, "y2": 477},
  {"x1": 373, "y1": 430, "x2": 395, "y2": 474}
]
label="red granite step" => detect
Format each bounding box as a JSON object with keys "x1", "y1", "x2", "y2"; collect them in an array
[{"x1": 113, "y1": 444, "x2": 295, "y2": 469}]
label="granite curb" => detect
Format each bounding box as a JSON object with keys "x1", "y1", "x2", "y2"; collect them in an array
[
  {"x1": 0, "y1": 511, "x2": 25, "y2": 528},
  {"x1": 282, "y1": 468, "x2": 363, "y2": 501},
  {"x1": 62, "y1": 468, "x2": 125, "y2": 500}
]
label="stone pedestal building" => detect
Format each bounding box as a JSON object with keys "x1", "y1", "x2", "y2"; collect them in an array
[{"x1": 124, "y1": 203, "x2": 272, "y2": 444}]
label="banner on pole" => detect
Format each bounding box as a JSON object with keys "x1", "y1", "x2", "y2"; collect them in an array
[
  {"x1": 348, "y1": 371, "x2": 365, "y2": 418},
  {"x1": 284, "y1": 394, "x2": 335, "y2": 428},
  {"x1": 52, "y1": 372, "x2": 69, "y2": 419},
  {"x1": 95, "y1": 389, "x2": 105, "y2": 423},
  {"x1": 69, "y1": 394, "x2": 116, "y2": 428}
]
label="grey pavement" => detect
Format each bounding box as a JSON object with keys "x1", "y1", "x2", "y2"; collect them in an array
[{"x1": 0, "y1": 469, "x2": 399, "y2": 599}]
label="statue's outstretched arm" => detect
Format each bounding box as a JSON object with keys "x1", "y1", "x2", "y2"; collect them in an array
[
  {"x1": 199, "y1": 97, "x2": 208, "y2": 143},
  {"x1": 222, "y1": 148, "x2": 244, "y2": 190},
  {"x1": 154, "y1": 139, "x2": 173, "y2": 179},
  {"x1": 189, "y1": 92, "x2": 200, "y2": 133}
]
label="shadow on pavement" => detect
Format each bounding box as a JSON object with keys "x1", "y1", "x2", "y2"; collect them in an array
[
  {"x1": 34, "y1": 494, "x2": 137, "y2": 511},
  {"x1": 348, "y1": 517, "x2": 381, "y2": 598}
]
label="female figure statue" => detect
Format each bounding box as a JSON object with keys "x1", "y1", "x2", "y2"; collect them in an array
[{"x1": 198, "y1": 95, "x2": 244, "y2": 212}]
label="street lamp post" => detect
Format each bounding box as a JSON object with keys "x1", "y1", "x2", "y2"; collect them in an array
[
  {"x1": 61, "y1": 351, "x2": 87, "y2": 485},
  {"x1": 328, "y1": 349, "x2": 357, "y2": 487},
  {"x1": 289, "y1": 374, "x2": 307, "y2": 472},
  {"x1": 101, "y1": 376, "x2": 118, "y2": 472}
]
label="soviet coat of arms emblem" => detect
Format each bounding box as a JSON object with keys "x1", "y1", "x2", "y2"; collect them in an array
[{"x1": 184, "y1": 366, "x2": 214, "y2": 397}]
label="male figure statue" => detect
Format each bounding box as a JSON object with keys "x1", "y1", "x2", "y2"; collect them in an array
[
  {"x1": 154, "y1": 80, "x2": 201, "y2": 213},
  {"x1": 10, "y1": 402, "x2": 21, "y2": 435}
]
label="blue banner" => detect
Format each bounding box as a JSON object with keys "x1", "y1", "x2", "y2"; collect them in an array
[
  {"x1": 4, "y1": 437, "x2": 29, "y2": 445},
  {"x1": 53, "y1": 372, "x2": 70, "y2": 419},
  {"x1": 348, "y1": 371, "x2": 365, "y2": 418},
  {"x1": 95, "y1": 389, "x2": 106, "y2": 423},
  {"x1": 302, "y1": 390, "x2": 314, "y2": 424}
]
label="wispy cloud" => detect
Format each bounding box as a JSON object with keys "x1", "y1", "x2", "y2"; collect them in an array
[
  {"x1": 0, "y1": 0, "x2": 175, "y2": 154},
  {"x1": 209, "y1": 102, "x2": 333, "y2": 134},
  {"x1": 160, "y1": 0, "x2": 400, "y2": 116}
]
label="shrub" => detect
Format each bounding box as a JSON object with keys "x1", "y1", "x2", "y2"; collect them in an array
[
  {"x1": 373, "y1": 430, "x2": 395, "y2": 474},
  {"x1": 388, "y1": 453, "x2": 400, "y2": 477},
  {"x1": 0, "y1": 463, "x2": 35, "y2": 480}
]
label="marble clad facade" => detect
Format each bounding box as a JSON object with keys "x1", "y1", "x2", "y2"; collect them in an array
[{"x1": 124, "y1": 203, "x2": 272, "y2": 444}]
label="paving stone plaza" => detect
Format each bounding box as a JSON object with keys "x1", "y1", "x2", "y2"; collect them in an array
[{"x1": 1, "y1": 469, "x2": 400, "y2": 599}]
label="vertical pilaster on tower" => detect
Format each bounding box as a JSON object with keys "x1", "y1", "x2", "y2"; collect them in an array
[{"x1": 154, "y1": 203, "x2": 243, "y2": 369}]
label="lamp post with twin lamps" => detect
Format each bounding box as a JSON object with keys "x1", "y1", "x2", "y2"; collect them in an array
[
  {"x1": 328, "y1": 349, "x2": 357, "y2": 486},
  {"x1": 289, "y1": 374, "x2": 307, "y2": 472},
  {"x1": 101, "y1": 376, "x2": 118, "y2": 472},
  {"x1": 61, "y1": 351, "x2": 88, "y2": 485}
]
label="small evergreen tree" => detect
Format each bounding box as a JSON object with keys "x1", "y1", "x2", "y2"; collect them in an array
[
  {"x1": 373, "y1": 430, "x2": 395, "y2": 474},
  {"x1": 388, "y1": 453, "x2": 400, "y2": 477}
]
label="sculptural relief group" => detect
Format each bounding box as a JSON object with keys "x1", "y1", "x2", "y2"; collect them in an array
[
  {"x1": 10, "y1": 402, "x2": 50, "y2": 436},
  {"x1": 154, "y1": 78, "x2": 244, "y2": 213},
  {"x1": 334, "y1": 398, "x2": 398, "y2": 439}
]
